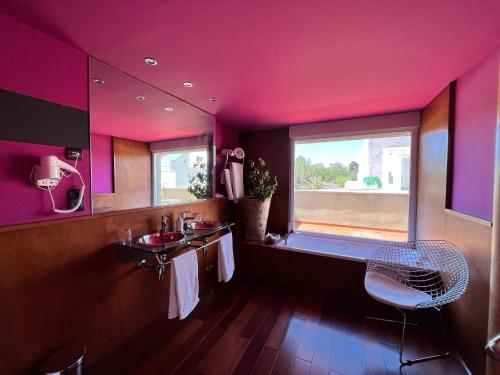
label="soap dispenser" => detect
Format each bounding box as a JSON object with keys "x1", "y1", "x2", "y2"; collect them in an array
[{"x1": 176, "y1": 212, "x2": 185, "y2": 233}]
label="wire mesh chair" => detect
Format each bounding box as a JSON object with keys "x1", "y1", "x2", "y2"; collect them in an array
[{"x1": 365, "y1": 240, "x2": 469, "y2": 366}]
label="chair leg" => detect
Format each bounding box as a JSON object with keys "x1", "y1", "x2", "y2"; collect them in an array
[{"x1": 397, "y1": 307, "x2": 450, "y2": 367}]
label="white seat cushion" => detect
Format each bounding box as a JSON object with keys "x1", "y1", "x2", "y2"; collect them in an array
[{"x1": 364, "y1": 271, "x2": 432, "y2": 310}]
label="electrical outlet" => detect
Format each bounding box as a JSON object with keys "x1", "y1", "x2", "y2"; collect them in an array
[
  {"x1": 68, "y1": 189, "x2": 84, "y2": 211},
  {"x1": 65, "y1": 147, "x2": 82, "y2": 161}
]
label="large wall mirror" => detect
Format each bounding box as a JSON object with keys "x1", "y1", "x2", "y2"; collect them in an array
[{"x1": 89, "y1": 57, "x2": 215, "y2": 213}]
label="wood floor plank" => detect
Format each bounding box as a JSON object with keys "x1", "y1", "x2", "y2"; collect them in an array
[
  {"x1": 234, "y1": 290, "x2": 285, "y2": 375},
  {"x1": 197, "y1": 326, "x2": 250, "y2": 375},
  {"x1": 296, "y1": 293, "x2": 324, "y2": 362},
  {"x1": 171, "y1": 325, "x2": 225, "y2": 375},
  {"x1": 329, "y1": 313, "x2": 350, "y2": 375},
  {"x1": 133, "y1": 318, "x2": 204, "y2": 374},
  {"x1": 362, "y1": 318, "x2": 389, "y2": 375},
  {"x1": 240, "y1": 286, "x2": 275, "y2": 338},
  {"x1": 251, "y1": 346, "x2": 279, "y2": 375},
  {"x1": 310, "y1": 324, "x2": 333, "y2": 375},
  {"x1": 347, "y1": 331, "x2": 368, "y2": 375},
  {"x1": 266, "y1": 295, "x2": 296, "y2": 349},
  {"x1": 92, "y1": 278, "x2": 241, "y2": 374},
  {"x1": 91, "y1": 278, "x2": 469, "y2": 375},
  {"x1": 157, "y1": 281, "x2": 258, "y2": 374},
  {"x1": 271, "y1": 316, "x2": 306, "y2": 375},
  {"x1": 197, "y1": 287, "x2": 263, "y2": 374},
  {"x1": 379, "y1": 342, "x2": 404, "y2": 375},
  {"x1": 291, "y1": 357, "x2": 312, "y2": 375}
]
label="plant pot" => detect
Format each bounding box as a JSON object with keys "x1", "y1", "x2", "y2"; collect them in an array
[{"x1": 237, "y1": 197, "x2": 271, "y2": 241}]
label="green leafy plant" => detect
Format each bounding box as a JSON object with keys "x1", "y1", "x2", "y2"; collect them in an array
[
  {"x1": 188, "y1": 162, "x2": 212, "y2": 199},
  {"x1": 294, "y1": 155, "x2": 357, "y2": 190},
  {"x1": 245, "y1": 158, "x2": 278, "y2": 201}
]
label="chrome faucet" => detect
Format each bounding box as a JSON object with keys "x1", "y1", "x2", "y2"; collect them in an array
[
  {"x1": 283, "y1": 229, "x2": 295, "y2": 246},
  {"x1": 160, "y1": 215, "x2": 170, "y2": 235}
]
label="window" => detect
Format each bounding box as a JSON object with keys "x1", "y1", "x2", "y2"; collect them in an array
[
  {"x1": 293, "y1": 132, "x2": 413, "y2": 241},
  {"x1": 153, "y1": 148, "x2": 209, "y2": 205}
]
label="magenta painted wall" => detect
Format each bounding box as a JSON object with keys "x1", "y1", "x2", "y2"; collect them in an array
[
  {"x1": 452, "y1": 45, "x2": 500, "y2": 220},
  {"x1": 0, "y1": 13, "x2": 90, "y2": 226},
  {"x1": 91, "y1": 133, "x2": 113, "y2": 194},
  {"x1": 0, "y1": 140, "x2": 91, "y2": 226},
  {"x1": 215, "y1": 121, "x2": 239, "y2": 152},
  {"x1": 0, "y1": 12, "x2": 88, "y2": 111}
]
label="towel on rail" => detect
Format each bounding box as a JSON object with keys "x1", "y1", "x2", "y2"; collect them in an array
[
  {"x1": 218, "y1": 232, "x2": 235, "y2": 282},
  {"x1": 224, "y1": 168, "x2": 234, "y2": 201},
  {"x1": 168, "y1": 250, "x2": 199, "y2": 320},
  {"x1": 230, "y1": 162, "x2": 244, "y2": 201}
]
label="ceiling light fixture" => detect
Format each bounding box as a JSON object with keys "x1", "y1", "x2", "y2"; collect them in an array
[
  {"x1": 183, "y1": 82, "x2": 193, "y2": 88},
  {"x1": 165, "y1": 107, "x2": 174, "y2": 112},
  {"x1": 135, "y1": 95, "x2": 146, "y2": 100},
  {"x1": 208, "y1": 97, "x2": 218, "y2": 102},
  {"x1": 92, "y1": 78, "x2": 104, "y2": 84},
  {"x1": 144, "y1": 57, "x2": 158, "y2": 66}
]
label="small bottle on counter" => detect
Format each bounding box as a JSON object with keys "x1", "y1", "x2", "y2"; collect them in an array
[{"x1": 176, "y1": 212, "x2": 185, "y2": 233}]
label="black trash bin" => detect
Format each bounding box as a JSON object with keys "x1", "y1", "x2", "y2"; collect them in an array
[{"x1": 41, "y1": 346, "x2": 86, "y2": 375}]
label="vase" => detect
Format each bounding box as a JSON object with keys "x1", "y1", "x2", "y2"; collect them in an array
[{"x1": 237, "y1": 197, "x2": 271, "y2": 241}]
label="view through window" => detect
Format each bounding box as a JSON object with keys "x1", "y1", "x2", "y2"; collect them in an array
[
  {"x1": 293, "y1": 133, "x2": 412, "y2": 241},
  {"x1": 154, "y1": 148, "x2": 209, "y2": 205}
]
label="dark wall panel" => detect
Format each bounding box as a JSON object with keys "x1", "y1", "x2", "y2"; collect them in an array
[
  {"x1": 0, "y1": 88, "x2": 89, "y2": 149},
  {"x1": 239, "y1": 127, "x2": 290, "y2": 234}
]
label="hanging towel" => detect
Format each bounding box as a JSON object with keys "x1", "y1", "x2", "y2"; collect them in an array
[
  {"x1": 168, "y1": 250, "x2": 199, "y2": 320},
  {"x1": 224, "y1": 168, "x2": 234, "y2": 201},
  {"x1": 218, "y1": 232, "x2": 235, "y2": 282},
  {"x1": 230, "y1": 162, "x2": 244, "y2": 201}
]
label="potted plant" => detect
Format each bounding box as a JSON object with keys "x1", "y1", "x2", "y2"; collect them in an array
[
  {"x1": 187, "y1": 162, "x2": 212, "y2": 199},
  {"x1": 237, "y1": 158, "x2": 278, "y2": 240}
]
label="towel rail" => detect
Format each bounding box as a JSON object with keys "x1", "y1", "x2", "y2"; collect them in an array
[{"x1": 137, "y1": 223, "x2": 234, "y2": 280}]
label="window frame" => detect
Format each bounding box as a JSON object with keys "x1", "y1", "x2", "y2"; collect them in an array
[
  {"x1": 152, "y1": 146, "x2": 210, "y2": 206},
  {"x1": 290, "y1": 127, "x2": 419, "y2": 244}
]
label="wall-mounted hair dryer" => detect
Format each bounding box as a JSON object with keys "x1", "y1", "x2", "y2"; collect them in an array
[
  {"x1": 30, "y1": 155, "x2": 85, "y2": 214},
  {"x1": 221, "y1": 147, "x2": 245, "y2": 160}
]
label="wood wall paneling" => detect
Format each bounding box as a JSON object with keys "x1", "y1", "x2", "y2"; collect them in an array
[
  {"x1": 417, "y1": 84, "x2": 493, "y2": 374},
  {"x1": 92, "y1": 193, "x2": 116, "y2": 213},
  {"x1": 0, "y1": 198, "x2": 231, "y2": 374},
  {"x1": 113, "y1": 137, "x2": 152, "y2": 210},
  {"x1": 416, "y1": 86, "x2": 450, "y2": 239},
  {"x1": 444, "y1": 211, "x2": 492, "y2": 375},
  {"x1": 234, "y1": 241, "x2": 367, "y2": 298}
]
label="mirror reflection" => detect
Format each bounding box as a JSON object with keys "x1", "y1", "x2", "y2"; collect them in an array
[{"x1": 89, "y1": 58, "x2": 215, "y2": 213}]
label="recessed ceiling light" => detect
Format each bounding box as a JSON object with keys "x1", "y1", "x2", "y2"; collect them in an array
[
  {"x1": 144, "y1": 57, "x2": 158, "y2": 66},
  {"x1": 183, "y1": 82, "x2": 193, "y2": 88},
  {"x1": 92, "y1": 78, "x2": 104, "y2": 84},
  {"x1": 208, "y1": 97, "x2": 218, "y2": 102},
  {"x1": 165, "y1": 107, "x2": 174, "y2": 112},
  {"x1": 135, "y1": 95, "x2": 146, "y2": 100}
]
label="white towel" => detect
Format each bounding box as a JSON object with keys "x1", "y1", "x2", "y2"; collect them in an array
[
  {"x1": 218, "y1": 232, "x2": 235, "y2": 282},
  {"x1": 224, "y1": 168, "x2": 234, "y2": 201},
  {"x1": 168, "y1": 250, "x2": 199, "y2": 320},
  {"x1": 230, "y1": 162, "x2": 244, "y2": 201}
]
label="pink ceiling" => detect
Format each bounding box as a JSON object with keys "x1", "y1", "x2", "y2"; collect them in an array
[
  {"x1": 89, "y1": 58, "x2": 213, "y2": 142},
  {"x1": 1, "y1": 1, "x2": 500, "y2": 130}
]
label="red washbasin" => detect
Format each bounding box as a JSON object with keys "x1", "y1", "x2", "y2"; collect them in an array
[{"x1": 136, "y1": 232, "x2": 186, "y2": 247}]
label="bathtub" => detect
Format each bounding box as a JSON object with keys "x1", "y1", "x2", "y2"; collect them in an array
[{"x1": 275, "y1": 232, "x2": 383, "y2": 263}]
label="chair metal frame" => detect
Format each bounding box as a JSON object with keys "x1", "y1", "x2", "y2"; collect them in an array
[{"x1": 366, "y1": 240, "x2": 469, "y2": 367}]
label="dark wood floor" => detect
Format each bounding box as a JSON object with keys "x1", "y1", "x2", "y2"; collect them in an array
[{"x1": 91, "y1": 277, "x2": 468, "y2": 375}]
